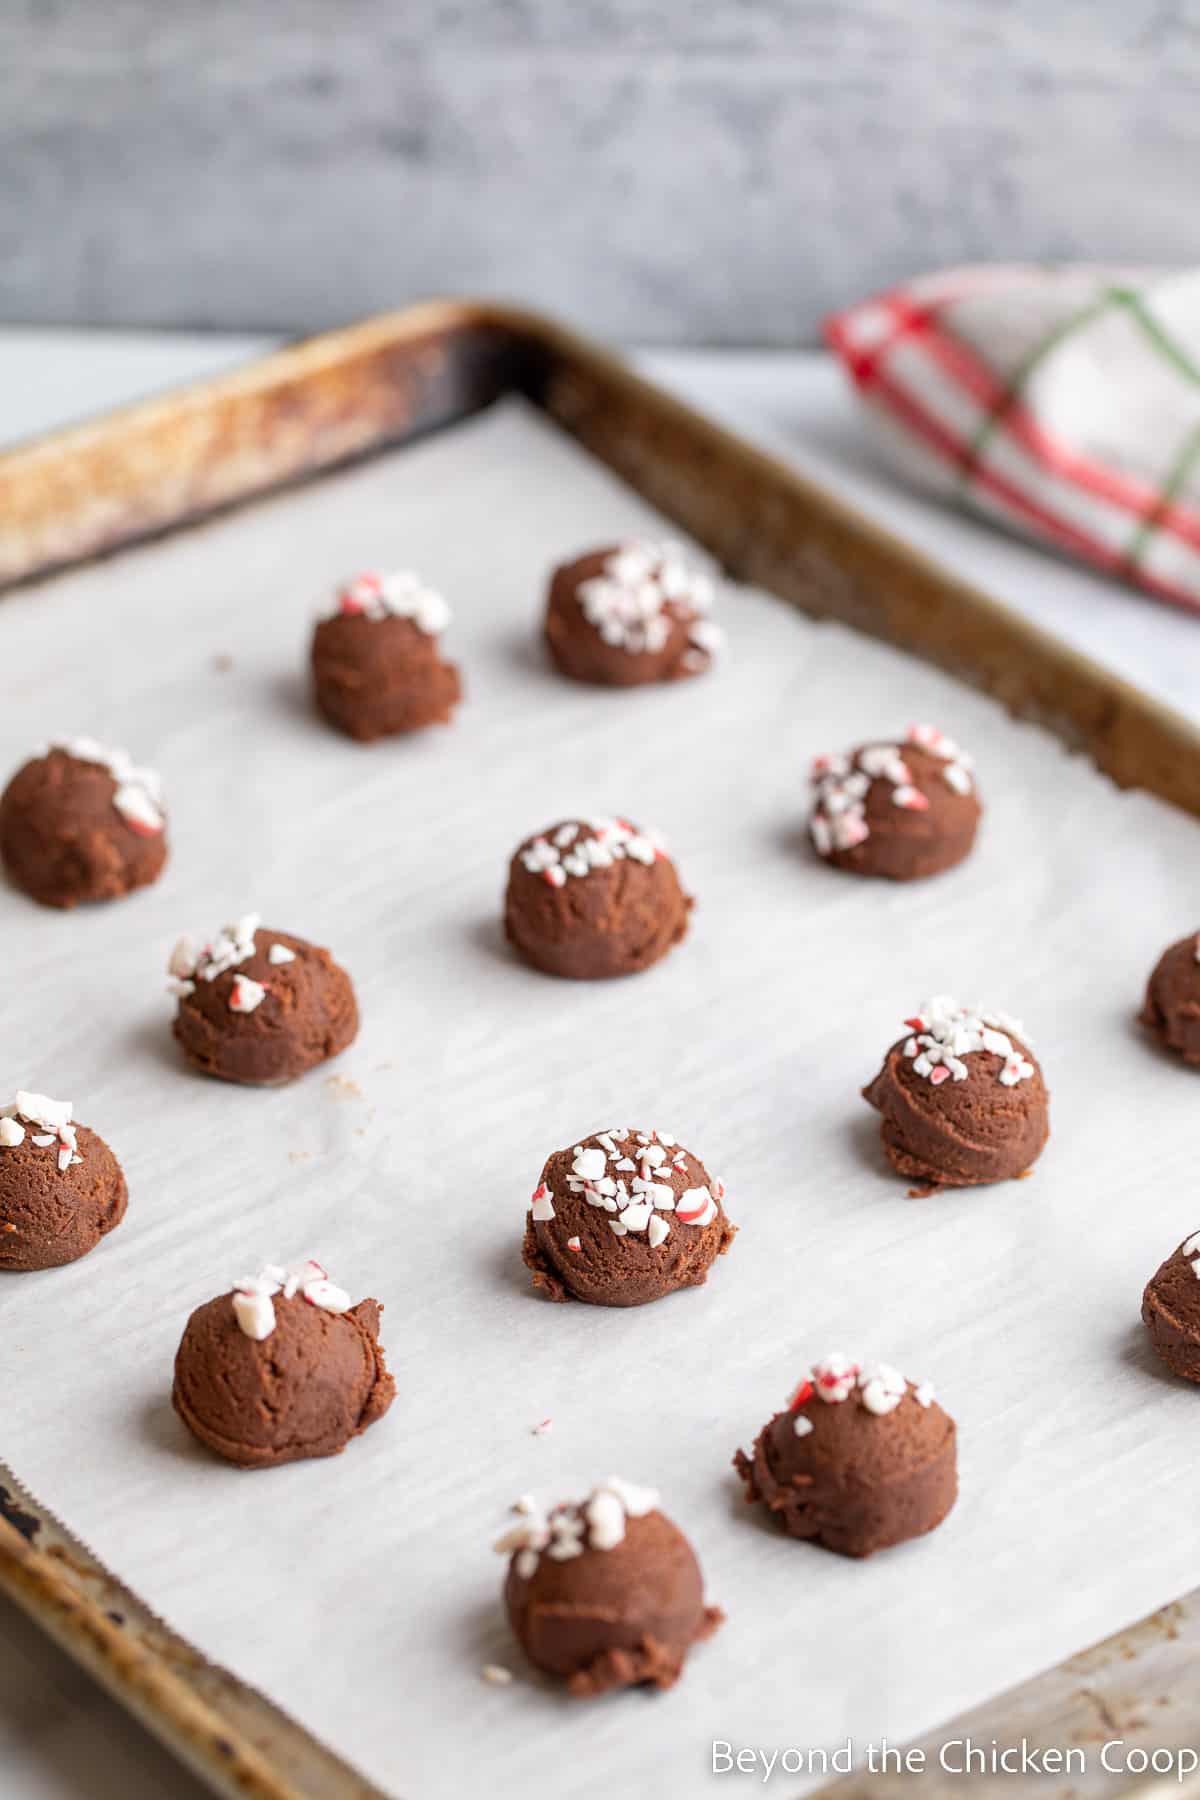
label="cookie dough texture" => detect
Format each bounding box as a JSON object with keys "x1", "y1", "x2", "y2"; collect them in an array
[
  {"x1": 172, "y1": 927, "x2": 358, "y2": 1086},
  {"x1": 172, "y1": 1291, "x2": 395, "y2": 1468},
  {"x1": 312, "y1": 613, "x2": 461, "y2": 741},
  {"x1": 809, "y1": 730, "x2": 979, "y2": 882},
  {"x1": 500, "y1": 1488, "x2": 721, "y2": 1695},
  {"x1": 0, "y1": 747, "x2": 166, "y2": 909},
  {"x1": 863, "y1": 1006, "x2": 1049, "y2": 1191},
  {"x1": 1142, "y1": 1232, "x2": 1200, "y2": 1382},
  {"x1": 523, "y1": 1129, "x2": 735, "y2": 1307},
  {"x1": 544, "y1": 543, "x2": 718, "y2": 688},
  {"x1": 1140, "y1": 934, "x2": 1200, "y2": 1066},
  {"x1": 504, "y1": 818, "x2": 691, "y2": 980},
  {"x1": 734, "y1": 1362, "x2": 956, "y2": 1558},
  {"x1": 0, "y1": 1123, "x2": 127, "y2": 1272}
]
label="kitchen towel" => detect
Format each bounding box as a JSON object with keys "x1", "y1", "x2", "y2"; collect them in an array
[{"x1": 826, "y1": 265, "x2": 1200, "y2": 615}]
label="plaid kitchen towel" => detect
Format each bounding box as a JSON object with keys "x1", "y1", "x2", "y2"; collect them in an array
[{"x1": 825, "y1": 265, "x2": 1200, "y2": 614}]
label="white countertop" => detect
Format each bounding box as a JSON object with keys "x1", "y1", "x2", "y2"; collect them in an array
[{"x1": 0, "y1": 324, "x2": 1196, "y2": 1800}]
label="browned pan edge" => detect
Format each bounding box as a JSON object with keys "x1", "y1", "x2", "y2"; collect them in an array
[
  {"x1": 0, "y1": 1481, "x2": 392, "y2": 1800},
  {"x1": 2, "y1": 298, "x2": 1199, "y2": 817}
]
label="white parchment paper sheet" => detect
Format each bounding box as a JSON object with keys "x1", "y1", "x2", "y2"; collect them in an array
[{"x1": 3, "y1": 401, "x2": 1200, "y2": 1799}]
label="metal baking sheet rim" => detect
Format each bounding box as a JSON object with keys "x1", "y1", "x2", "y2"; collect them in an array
[{"x1": 1, "y1": 301, "x2": 1199, "y2": 1799}]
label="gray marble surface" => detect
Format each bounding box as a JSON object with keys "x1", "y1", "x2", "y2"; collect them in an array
[
  {"x1": 2, "y1": 1, "x2": 1198, "y2": 342},
  {"x1": 0, "y1": 325, "x2": 1197, "y2": 1798}
]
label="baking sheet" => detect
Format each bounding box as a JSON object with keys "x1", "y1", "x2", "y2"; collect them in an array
[{"x1": 3, "y1": 398, "x2": 1200, "y2": 1799}]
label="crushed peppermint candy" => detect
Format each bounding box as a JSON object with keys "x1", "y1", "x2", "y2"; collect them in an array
[
  {"x1": 494, "y1": 1477, "x2": 659, "y2": 1574},
  {"x1": 229, "y1": 974, "x2": 267, "y2": 1014},
  {"x1": 231, "y1": 1260, "x2": 352, "y2": 1340},
  {"x1": 167, "y1": 915, "x2": 280, "y2": 1013},
  {"x1": 899, "y1": 997, "x2": 1034, "y2": 1087},
  {"x1": 809, "y1": 724, "x2": 973, "y2": 856},
  {"x1": 329, "y1": 569, "x2": 451, "y2": 636},
  {"x1": 519, "y1": 817, "x2": 666, "y2": 888},
  {"x1": 0, "y1": 1093, "x2": 83, "y2": 1174},
  {"x1": 480, "y1": 1665, "x2": 514, "y2": 1686},
  {"x1": 573, "y1": 541, "x2": 721, "y2": 666},
  {"x1": 1181, "y1": 1230, "x2": 1200, "y2": 1279},
  {"x1": 533, "y1": 1131, "x2": 724, "y2": 1255},
  {"x1": 45, "y1": 737, "x2": 165, "y2": 835},
  {"x1": 788, "y1": 1355, "x2": 933, "y2": 1421}
]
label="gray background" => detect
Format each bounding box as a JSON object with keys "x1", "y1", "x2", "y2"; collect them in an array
[{"x1": 2, "y1": 0, "x2": 1199, "y2": 345}]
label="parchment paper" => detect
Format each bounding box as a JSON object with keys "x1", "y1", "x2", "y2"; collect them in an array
[{"x1": 3, "y1": 400, "x2": 1200, "y2": 1799}]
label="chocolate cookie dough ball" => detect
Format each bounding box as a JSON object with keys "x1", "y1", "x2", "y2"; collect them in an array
[
  {"x1": 809, "y1": 724, "x2": 979, "y2": 881},
  {"x1": 0, "y1": 738, "x2": 167, "y2": 909},
  {"x1": 311, "y1": 570, "x2": 462, "y2": 741},
  {"x1": 0, "y1": 1090, "x2": 127, "y2": 1272},
  {"x1": 545, "y1": 541, "x2": 722, "y2": 687},
  {"x1": 494, "y1": 1478, "x2": 722, "y2": 1695},
  {"x1": 523, "y1": 1127, "x2": 735, "y2": 1307},
  {"x1": 1142, "y1": 1231, "x2": 1200, "y2": 1381},
  {"x1": 734, "y1": 1354, "x2": 956, "y2": 1558},
  {"x1": 1140, "y1": 934, "x2": 1200, "y2": 1065},
  {"x1": 168, "y1": 914, "x2": 358, "y2": 1086},
  {"x1": 504, "y1": 817, "x2": 691, "y2": 980},
  {"x1": 172, "y1": 1261, "x2": 394, "y2": 1469},
  {"x1": 862, "y1": 997, "x2": 1049, "y2": 1192}
]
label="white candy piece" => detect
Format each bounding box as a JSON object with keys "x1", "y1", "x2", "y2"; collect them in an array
[
  {"x1": 47, "y1": 738, "x2": 163, "y2": 833},
  {"x1": 168, "y1": 936, "x2": 197, "y2": 979},
  {"x1": 232, "y1": 1289, "x2": 276, "y2": 1340},
  {"x1": 113, "y1": 782, "x2": 165, "y2": 833},
  {"x1": 603, "y1": 1476, "x2": 658, "y2": 1518},
  {"x1": 228, "y1": 975, "x2": 267, "y2": 1014},
  {"x1": 530, "y1": 1186, "x2": 555, "y2": 1221},
  {"x1": 793, "y1": 1415, "x2": 814, "y2": 1438},
  {"x1": 268, "y1": 943, "x2": 296, "y2": 965},
  {"x1": 675, "y1": 1185, "x2": 717, "y2": 1227},
  {"x1": 232, "y1": 1261, "x2": 353, "y2": 1339},
  {"x1": 647, "y1": 1214, "x2": 670, "y2": 1249},
  {"x1": 0, "y1": 1118, "x2": 25, "y2": 1147},
  {"x1": 15, "y1": 1091, "x2": 72, "y2": 1131},
  {"x1": 583, "y1": 1488, "x2": 627, "y2": 1551},
  {"x1": 304, "y1": 1278, "x2": 351, "y2": 1314}
]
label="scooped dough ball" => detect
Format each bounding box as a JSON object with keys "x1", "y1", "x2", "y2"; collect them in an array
[
  {"x1": 808, "y1": 725, "x2": 980, "y2": 881},
  {"x1": 504, "y1": 817, "x2": 691, "y2": 980},
  {"x1": 1142, "y1": 1231, "x2": 1200, "y2": 1382},
  {"x1": 1140, "y1": 933, "x2": 1200, "y2": 1066},
  {"x1": 544, "y1": 541, "x2": 721, "y2": 687},
  {"x1": 862, "y1": 997, "x2": 1049, "y2": 1192},
  {"x1": 734, "y1": 1353, "x2": 956, "y2": 1557},
  {"x1": 168, "y1": 914, "x2": 358, "y2": 1086},
  {"x1": 494, "y1": 1478, "x2": 722, "y2": 1695},
  {"x1": 0, "y1": 738, "x2": 166, "y2": 908},
  {"x1": 523, "y1": 1127, "x2": 735, "y2": 1307},
  {"x1": 311, "y1": 569, "x2": 461, "y2": 741},
  {"x1": 172, "y1": 1261, "x2": 395, "y2": 1469},
  {"x1": 0, "y1": 1090, "x2": 127, "y2": 1271}
]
